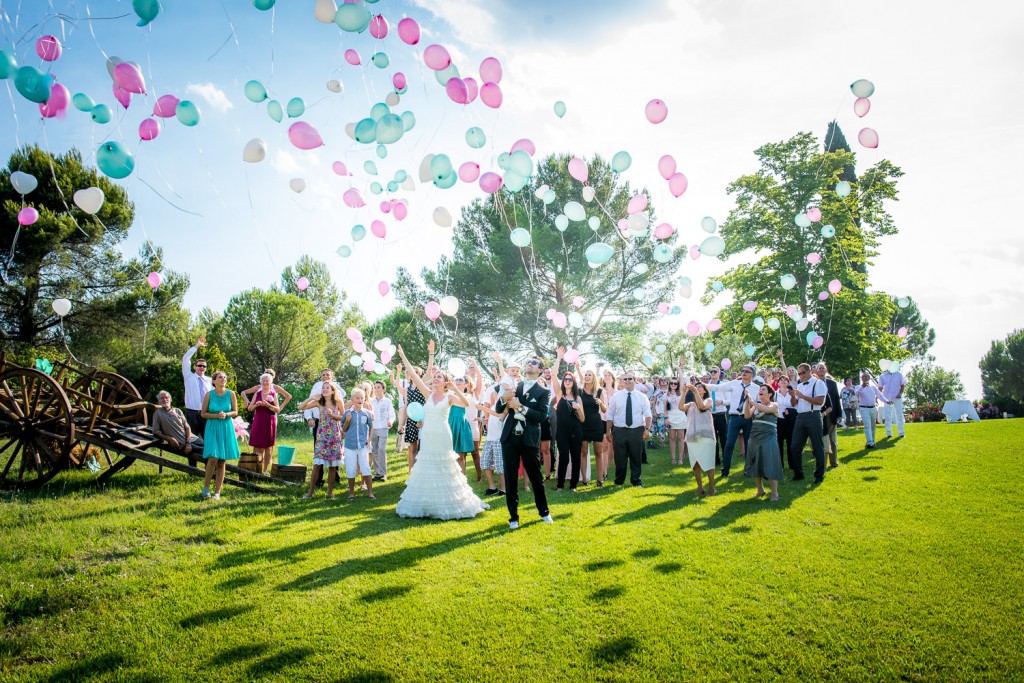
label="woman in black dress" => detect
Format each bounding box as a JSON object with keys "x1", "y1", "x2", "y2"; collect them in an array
[
  {"x1": 552, "y1": 367, "x2": 585, "y2": 491},
  {"x1": 578, "y1": 368, "x2": 607, "y2": 487}
]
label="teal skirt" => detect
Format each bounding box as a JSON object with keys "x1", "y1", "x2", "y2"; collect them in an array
[{"x1": 448, "y1": 405, "x2": 474, "y2": 453}]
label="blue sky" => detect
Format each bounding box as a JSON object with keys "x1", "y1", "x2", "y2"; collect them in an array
[{"x1": 2, "y1": 0, "x2": 1022, "y2": 397}]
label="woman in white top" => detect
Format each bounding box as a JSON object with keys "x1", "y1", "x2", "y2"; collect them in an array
[{"x1": 664, "y1": 366, "x2": 687, "y2": 466}]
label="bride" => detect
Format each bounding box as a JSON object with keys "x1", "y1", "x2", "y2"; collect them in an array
[{"x1": 395, "y1": 343, "x2": 489, "y2": 520}]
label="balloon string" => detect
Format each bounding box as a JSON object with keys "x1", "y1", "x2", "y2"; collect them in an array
[{"x1": 135, "y1": 175, "x2": 204, "y2": 217}]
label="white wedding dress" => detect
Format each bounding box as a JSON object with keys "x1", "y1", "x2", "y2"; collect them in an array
[{"x1": 396, "y1": 395, "x2": 489, "y2": 520}]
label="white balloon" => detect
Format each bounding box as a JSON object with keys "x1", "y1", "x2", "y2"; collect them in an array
[
  {"x1": 796, "y1": 318, "x2": 810, "y2": 331},
  {"x1": 361, "y1": 350, "x2": 377, "y2": 362},
  {"x1": 385, "y1": 92, "x2": 400, "y2": 107},
  {"x1": 289, "y1": 178, "x2": 306, "y2": 193},
  {"x1": 567, "y1": 311, "x2": 584, "y2": 328},
  {"x1": 628, "y1": 213, "x2": 649, "y2": 233},
  {"x1": 448, "y1": 358, "x2": 467, "y2": 377},
  {"x1": 418, "y1": 154, "x2": 435, "y2": 182},
  {"x1": 326, "y1": 79, "x2": 343, "y2": 93},
  {"x1": 73, "y1": 187, "x2": 105, "y2": 215},
  {"x1": 243, "y1": 138, "x2": 267, "y2": 163},
  {"x1": 373, "y1": 337, "x2": 391, "y2": 351},
  {"x1": 433, "y1": 207, "x2": 453, "y2": 227},
  {"x1": 52, "y1": 298, "x2": 71, "y2": 317},
  {"x1": 344, "y1": 122, "x2": 356, "y2": 141},
  {"x1": 401, "y1": 176, "x2": 416, "y2": 191},
  {"x1": 879, "y1": 359, "x2": 892, "y2": 372},
  {"x1": 439, "y1": 295, "x2": 459, "y2": 316},
  {"x1": 349, "y1": 354, "x2": 362, "y2": 367},
  {"x1": 314, "y1": 0, "x2": 338, "y2": 23},
  {"x1": 582, "y1": 186, "x2": 596, "y2": 202},
  {"x1": 534, "y1": 184, "x2": 549, "y2": 199},
  {"x1": 10, "y1": 171, "x2": 38, "y2": 195},
  {"x1": 678, "y1": 284, "x2": 692, "y2": 299},
  {"x1": 655, "y1": 344, "x2": 667, "y2": 354}
]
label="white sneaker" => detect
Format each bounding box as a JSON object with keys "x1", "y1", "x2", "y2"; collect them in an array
[
  {"x1": 213, "y1": 493, "x2": 220, "y2": 501},
  {"x1": 509, "y1": 521, "x2": 519, "y2": 530},
  {"x1": 541, "y1": 515, "x2": 553, "y2": 524}
]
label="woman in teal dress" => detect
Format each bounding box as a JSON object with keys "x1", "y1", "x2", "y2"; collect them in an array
[
  {"x1": 201, "y1": 370, "x2": 241, "y2": 500},
  {"x1": 742, "y1": 383, "x2": 783, "y2": 501},
  {"x1": 448, "y1": 376, "x2": 475, "y2": 476}
]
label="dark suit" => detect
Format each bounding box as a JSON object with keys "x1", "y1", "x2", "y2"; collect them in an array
[
  {"x1": 822, "y1": 377, "x2": 841, "y2": 467},
  {"x1": 496, "y1": 380, "x2": 551, "y2": 523}
]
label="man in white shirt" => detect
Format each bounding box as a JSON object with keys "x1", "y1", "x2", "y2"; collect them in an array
[
  {"x1": 705, "y1": 364, "x2": 758, "y2": 478},
  {"x1": 854, "y1": 372, "x2": 891, "y2": 448},
  {"x1": 369, "y1": 380, "x2": 396, "y2": 481},
  {"x1": 303, "y1": 369, "x2": 344, "y2": 440},
  {"x1": 605, "y1": 371, "x2": 653, "y2": 486},
  {"x1": 182, "y1": 339, "x2": 213, "y2": 436},
  {"x1": 480, "y1": 382, "x2": 507, "y2": 496},
  {"x1": 789, "y1": 363, "x2": 827, "y2": 484},
  {"x1": 878, "y1": 368, "x2": 906, "y2": 439}
]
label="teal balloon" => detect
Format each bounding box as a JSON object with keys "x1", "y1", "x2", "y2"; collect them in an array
[
  {"x1": 244, "y1": 80, "x2": 267, "y2": 102},
  {"x1": 363, "y1": 160, "x2": 378, "y2": 176},
  {"x1": 434, "y1": 64, "x2": 459, "y2": 86},
  {"x1": 634, "y1": 263, "x2": 649, "y2": 275},
  {"x1": 352, "y1": 224, "x2": 367, "y2": 241},
  {"x1": 753, "y1": 317, "x2": 764, "y2": 331},
  {"x1": 401, "y1": 111, "x2": 416, "y2": 131},
  {"x1": 429, "y1": 154, "x2": 453, "y2": 181},
  {"x1": 14, "y1": 66, "x2": 53, "y2": 103},
  {"x1": 434, "y1": 170, "x2": 457, "y2": 190},
  {"x1": 653, "y1": 244, "x2": 673, "y2": 263},
  {"x1": 96, "y1": 141, "x2": 135, "y2": 179},
  {"x1": 563, "y1": 201, "x2": 585, "y2": 222},
  {"x1": 394, "y1": 170, "x2": 408, "y2": 183},
  {"x1": 0, "y1": 51, "x2": 18, "y2": 79},
  {"x1": 704, "y1": 342, "x2": 715, "y2": 354},
  {"x1": 542, "y1": 189, "x2": 556, "y2": 205},
  {"x1": 497, "y1": 152, "x2": 511, "y2": 171},
  {"x1": 510, "y1": 227, "x2": 531, "y2": 248},
  {"x1": 335, "y1": 4, "x2": 371, "y2": 32},
  {"x1": 670, "y1": 305, "x2": 681, "y2": 315},
  {"x1": 555, "y1": 215, "x2": 569, "y2": 232},
  {"x1": 806, "y1": 331, "x2": 818, "y2": 345},
  {"x1": 821, "y1": 224, "x2": 835, "y2": 238},
  {"x1": 72, "y1": 93, "x2": 95, "y2": 112},
  {"x1": 553, "y1": 100, "x2": 566, "y2": 118},
  {"x1": 376, "y1": 144, "x2": 388, "y2": 159},
  {"x1": 465, "y1": 126, "x2": 486, "y2": 149},
  {"x1": 794, "y1": 213, "x2": 811, "y2": 228},
  {"x1": 90, "y1": 103, "x2": 112, "y2": 124},
  {"x1": 508, "y1": 150, "x2": 534, "y2": 178},
  {"x1": 835, "y1": 181, "x2": 851, "y2": 198},
  {"x1": 611, "y1": 151, "x2": 632, "y2": 173},
  {"x1": 267, "y1": 99, "x2": 283, "y2": 122},
  {"x1": 588, "y1": 216, "x2": 600, "y2": 231},
  {"x1": 767, "y1": 317, "x2": 781, "y2": 330},
  {"x1": 370, "y1": 102, "x2": 391, "y2": 121},
  {"x1": 585, "y1": 242, "x2": 614, "y2": 265},
  {"x1": 780, "y1": 274, "x2": 797, "y2": 290},
  {"x1": 850, "y1": 79, "x2": 875, "y2": 98},
  {"x1": 504, "y1": 172, "x2": 527, "y2": 193},
  {"x1": 406, "y1": 402, "x2": 424, "y2": 422},
  {"x1": 369, "y1": 182, "x2": 383, "y2": 194},
  {"x1": 371, "y1": 52, "x2": 390, "y2": 69},
  {"x1": 337, "y1": 245, "x2": 352, "y2": 258},
  {"x1": 253, "y1": 0, "x2": 275, "y2": 9},
  {"x1": 897, "y1": 297, "x2": 910, "y2": 309},
  {"x1": 374, "y1": 114, "x2": 404, "y2": 144},
  {"x1": 175, "y1": 100, "x2": 200, "y2": 126},
  {"x1": 286, "y1": 97, "x2": 305, "y2": 118},
  {"x1": 133, "y1": 0, "x2": 161, "y2": 26},
  {"x1": 354, "y1": 117, "x2": 377, "y2": 143},
  {"x1": 386, "y1": 181, "x2": 398, "y2": 192},
  {"x1": 711, "y1": 280, "x2": 724, "y2": 292},
  {"x1": 743, "y1": 344, "x2": 755, "y2": 357}
]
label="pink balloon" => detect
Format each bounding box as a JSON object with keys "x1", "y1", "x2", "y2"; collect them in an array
[
  {"x1": 36, "y1": 36, "x2": 62, "y2": 62},
  {"x1": 784, "y1": 305, "x2": 797, "y2": 316},
  {"x1": 645, "y1": 99, "x2": 668, "y2": 124},
  {"x1": 153, "y1": 94, "x2": 179, "y2": 118},
  {"x1": 113, "y1": 62, "x2": 146, "y2": 94},
  {"x1": 806, "y1": 208, "x2": 822, "y2": 222},
  {"x1": 707, "y1": 319, "x2": 722, "y2": 333},
  {"x1": 689, "y1": 245, "x2": 701, "y2": 260},
  {"x1": 545, "y1": 308, "x2": 555, "y2": 320},
  {"x1": 818, "y1": 291, "x2": 829, "y2": 301},
  {"x1": 393, "y1": 72, "x2": 407, "y2": 90},
  {"x1": 617, "y1": 219, "x2": 630, "y2": 234},
  {"x1": 854, "y1": 98, "x2": 871, "y2": 118},
  {"x1": 721, "y1": 358, "x2": 733, "y2": 371},
  {"x1": 371, "y1": 220, "x2": 387, "y2": 239},
  {"x1": 379, "y1": 201, "x2": 392, "y2": 213},
  {"x1": 112, "y1": 83, "x2": 131, "y2": 109},
  {"x1": 346, "y1": 327, "x2": 362, "y2": 341},
  {"x1": 463, "y1": 77, "x2": 479, "y2": 103},
  {"x1": 480, "y1": 57, "x2": 502, "y2": 84},
  {"x1": 378, "y1": 281, "x2": 390, "y2": 296},
  {"x1": 39, "y1": 83, "x2": 70, "y2": 118},
  {"x1": 812, "y1": 336, "x2": 824, "y2": 349},
  {"x1": 627, "y1": 194, "x2": 648, "y2": 215},
  {"x1": 572, "y1": 296, "x2": 585, "y2": 308},
  {"x1": 552, "y1": 312, "x2": 567, "y2": 329},
  {"x1": 147, "y1": 271, "x2": 162, "y2": 289},
  {"x1": 368, "y1": 14, "x2": 388, "y2": 39},
  {"x1": 288, "y1": 122, "x2": 324, "y2": 150},
  {"x1": 668, "y1": 172, "x2": 688, "y2": 197},
  {"x1": 297, "y1": 276, "x2": 309, "y2": 291},
  {"x1": 445, "y1": 78, "x2": 468, "y2": 104},
  {"x1": 397, "y1": 18, "x2": 420, "y2": 45},
  {"x1": 858, "y1": 128, "x2": 879, "y2": 148},
  {"x1": 479, "y1": 172, "x2": 503, "y2": 194},
  {"x1": 686, "y1": 321, "x2": 701, "y2": 336},
  {"x1": 458, "y1": 162, "x2": 481, "y2": 182},
  {"x1": 393, "y1": 202, "x2": 408, "y2": 220},
  {"x1": 344, "y1": 49, "x2": 361, "y2": 66},
  {"x1": 897, "y1": 326, "x2": 908, "y2": 338},
  {"x1": 510, "y1": 139, "x2": 535, "y2": 156},
  {"x1": 568, "y1": 157, "x2": 588, "y2": 184},
  {"x1": 425, "y1": 301, "x2": 441, "y2": 321},
  {"x1": 657, "y1": 155, "x2": 676, "y2": 180},
  {"x1": 363, "y1": 361, "x2": 375, "y2": 372},
  {"x1": 138, "y1": 118, "x2": 161, "y2": 141},
  {"x1": 742, "y1": 301, "x2": 758, "y2": 312},
  {"x1": 653, "y1": 223, "x2": 673, "y2": 239},
  {"x1": 332, "y1": 161, "x2": 351, "y2": 176},
  {"x1": 423, "y1": 45, "x2": 451, "y2": 71},
  {"x1": 18, "y1": 207, "x2": 39, "y2": 226},
  {"x1": 381, "y1": 350, "x2": 394, "y2": 365},
  {"x1": 658, "y1": 303, "x2": 671, "y2": 314},
  {"x1": 353, "y1": 339, "x2": 367, "y2": 353},
  {"x1": 480, "y1": 82, "x2": 502, "y2": 108},
  {"x1": 343, "y1": 189, "x2": 366, "y2": 208},
  {"x1": 563, "y1": 349, "x2": 580, "y2": 364},
  {"x1": 806, "y1": 252, "x2": 821, "y2": 264},
  {"x1": 828, "y1": 279, "x2": 842, "y2": 294}
]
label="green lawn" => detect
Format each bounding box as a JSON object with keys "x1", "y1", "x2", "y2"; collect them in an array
[{"x1": 2, "y1": 421, "x2": 1023, "y2": 681}]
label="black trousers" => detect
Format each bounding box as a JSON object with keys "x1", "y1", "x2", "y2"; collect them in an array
[
  {"x1": 613, "y1": 426, "x2": 644, "y2": 485},
  {"x1": 712, "y1": 412, "x2": 728, "y2": 466},
  {"x1": 185, "y1": 409, "x2": 205, "y2": 438},
  {"x1": 556, "y1": 423, "x2": 582, "y2": 489},
  {"x1": 777, "y1": 412, "x2": 795, "y2": 469},
  {"x1": 502, "y1": 439, "x2": 550, "y2": 523},
  {"x1": 790, "y1": 412, "x2": 825, "y2": 482}
]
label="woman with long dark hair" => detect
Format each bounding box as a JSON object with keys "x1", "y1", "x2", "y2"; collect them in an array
[{"x1": 553, "y1": 349, "x2": 586, "y2": 491}]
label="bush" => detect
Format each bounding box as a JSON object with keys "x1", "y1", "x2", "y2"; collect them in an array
[{"x1": 910, "y1": 402, "x2": 945, "y2": 422}]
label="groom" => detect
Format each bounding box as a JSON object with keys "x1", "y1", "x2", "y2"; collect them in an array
[{"x1": 495, "y1": 358, "x2": 553, "y2": 530}]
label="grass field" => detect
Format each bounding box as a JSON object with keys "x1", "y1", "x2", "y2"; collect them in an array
[{"x1": 2, "y1": 420, "x2": 1023, "y2": 681}]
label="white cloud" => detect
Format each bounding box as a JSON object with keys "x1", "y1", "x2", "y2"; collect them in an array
[{"x1": 186, "y1": 82, "x2": 233, "y2": 113}]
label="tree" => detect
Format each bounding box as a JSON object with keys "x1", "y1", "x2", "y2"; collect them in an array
[
  {"x1": 211, "y1": 288, "x2": 326, "y2": 385},
  {"x1": 705, "y1": 128, "x2": 916, "y2": 380},
  {"x1": 395, "y1": 154, "x2": 685, "y2": 361},
  {"x1": 905, "y1": 363, "x2": 964, "y2": 409},
  {"x1": 886, "y1": 296, "x2": 936, "y2": 361},
  {"x1": 980, "y1": 329, "x2": 1024, "y2": 407}
]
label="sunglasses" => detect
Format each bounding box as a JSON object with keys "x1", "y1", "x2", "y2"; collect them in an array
[
  {"x1": 196, "y1": 365, "x2": 207, "y2": 369},
  {"x1": 623, "y1": 377, "x2": 635, "y2": 381},
  {"x1": 670, "y1": 381, "x2": 679, "y2": 384}
]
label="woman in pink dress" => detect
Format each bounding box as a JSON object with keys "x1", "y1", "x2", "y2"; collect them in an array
[{"x1": 247, "y1": 373, "x2": 288, "y2": 473}]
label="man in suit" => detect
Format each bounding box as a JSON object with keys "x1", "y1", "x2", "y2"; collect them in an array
[
  {"x1": 496, "y1": 358, "x2": 553, "y2": 530},
  {"x1": 815, "y1": 363, "x2": 842, "y2": 469},
  {"x1": 605, "y1": 370, "x2": 653, "y2": 487}
]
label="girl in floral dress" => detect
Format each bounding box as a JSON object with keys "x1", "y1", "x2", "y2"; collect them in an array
[{"x1": 298, "y1": 381, "x2": 344, "y2": 499}]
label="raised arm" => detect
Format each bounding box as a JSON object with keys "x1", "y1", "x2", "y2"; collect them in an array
[
  {"x1": 491, "y1": 350, "x2": 506, "y2": 379},
  {"x1": 446, "y1": 380, "x2": 470, "y2": 408},
  {"x1": 552, "y1": 347, "x2": 565, "y2": 401},
  {"x1": 398, "y1": 345, "x2": 431, "y2": 396},
  {"x1": 426, "y1": 339, "x2": 436, "y2": 377}
]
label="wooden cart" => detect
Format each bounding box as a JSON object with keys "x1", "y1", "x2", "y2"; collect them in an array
[{"x1": 0, "y1": 354, "x2": 290, "y2": 492}]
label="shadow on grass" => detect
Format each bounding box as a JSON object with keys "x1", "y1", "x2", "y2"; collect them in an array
[
  {"x1": 863, "y1": 476, "x2": 879, "y2": 482},
  {"x1": 247, "y1": 646, "x2": 314, "y2": 678},
  {"x1": 592, "y1": 586, "x2": 625, "y2": 601},
  {"x1": 583, "y1": 559, "x2": 624, "y2": 572},
  {"x1": 179, "y1": 604, "x2": 254, "y2": 629},
  {"x1": 41, "y1": 652, "x2": 125, "y2": 683},
  {"x1": 359, "y1": 585, "x2": 413, "y2": 603},
  {"x1": 211, "y1": 642, "x2": 267, "y2": 666},
  {"x1": 591, "y1": 635, "x2": 637, "y2": 664},
  {"x1": 632, "y1": 548, "x2": 661, "y2": 559},
  {"x1": 2, "y1": 589, "x2": 85, "y2": 629},
  {"x1": 653, "y1": 562, "x2": 683, "y2": 574}
]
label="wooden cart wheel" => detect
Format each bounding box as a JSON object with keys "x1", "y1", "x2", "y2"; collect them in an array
[
  {"x1": 0, "y1": 367, "x2": 75, "y2": 489},
  {"x1": 69, "y1": 371, "x2": 148, "y2": 428}
]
